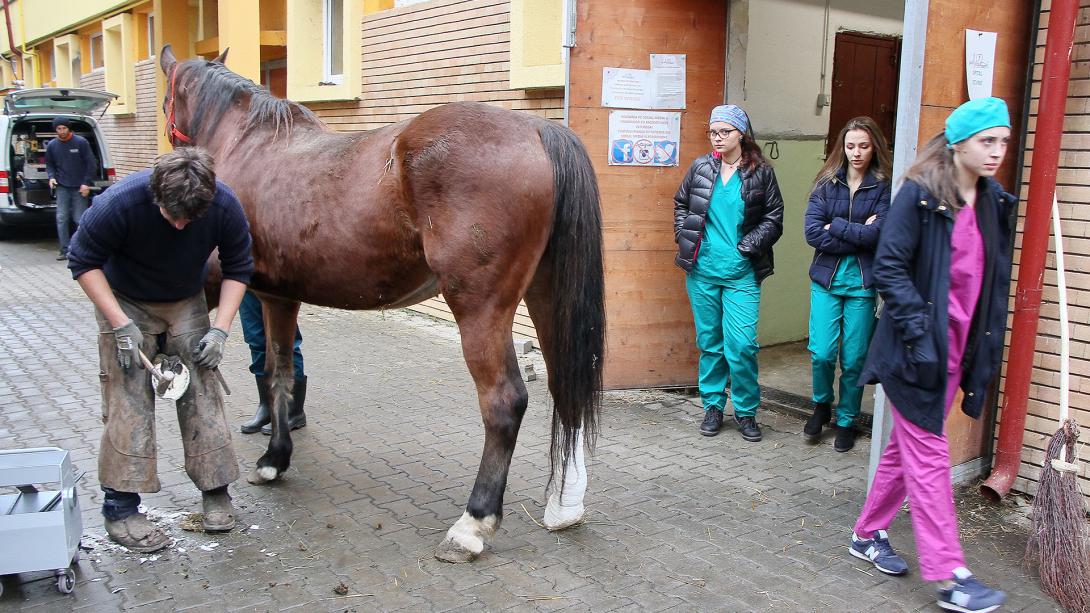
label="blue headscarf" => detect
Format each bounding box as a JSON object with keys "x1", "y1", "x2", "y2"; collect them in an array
[{"x1": 709, "y1": 105, "x2": 750, "y2": 134}]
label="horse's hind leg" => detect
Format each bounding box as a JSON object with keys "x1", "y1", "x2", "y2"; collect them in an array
[
  {"x1": 435, "y1": 307, "x2": 527, "y2": 563},
  {"x1": 247, "y1": 298, "x2": 301, "y2": 484}
]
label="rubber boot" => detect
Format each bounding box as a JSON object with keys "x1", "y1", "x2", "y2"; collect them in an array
[
  {"x1": 239, "y1": 375, "x2": 270, "y2": 434},
  {"x1": 262, "y1": 376, "x2": 307, "y2": 435}
]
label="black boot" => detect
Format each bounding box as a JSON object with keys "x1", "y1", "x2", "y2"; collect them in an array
[
  {"x1": 803, "y1": 401, "x2": 832, "y2": 443},
  {"x1": 262, "y1": 376, "x2": 307, "y2": 435},
  {"x1": 240, "y1": 375, "x2": 271, "y2": 434},
  {"x1": 834, "y1": 424, "x2": 857, "y2": 452},
  {"x1": 700, "y1": 407, "x2": 724, "y2": 436}
]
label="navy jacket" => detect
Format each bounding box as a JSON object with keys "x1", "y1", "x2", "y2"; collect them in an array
[
  {"x1": 859, "y1": 178, "x2": 1016, "y2": 435},
  {"x1": 673, "y1": 153, "x2": 785, "y2": 282},
  {"x1": 68, "y1": 169, "x2": 254, "y2": 302},
  {"x1": 45, "y1": 134, "x2": 97, "y2": 188},
  {"x1": 803, "y1": 168, "x2": 891, "y2": 289}
]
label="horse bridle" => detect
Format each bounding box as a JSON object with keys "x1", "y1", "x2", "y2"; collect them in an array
[{"x1": 166, "y1": 67, "x2": 192, "y2": 146}]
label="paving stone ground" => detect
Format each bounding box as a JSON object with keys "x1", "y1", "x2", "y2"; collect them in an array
[{"x1": 0, "y1": 236, "x2": 1062, "y2": 612}]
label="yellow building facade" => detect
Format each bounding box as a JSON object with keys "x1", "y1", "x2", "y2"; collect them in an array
[{"x1": 0, "y1": 0, "x2": 562, "y2": 158}]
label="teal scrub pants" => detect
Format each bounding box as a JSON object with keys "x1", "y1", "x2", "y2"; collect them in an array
[
  {"x1": 686, "y1": 274, "x2": 761, "y2": 417},
  {"x1": 807, "y1": 282, "x2": 876, "y2": 427}
]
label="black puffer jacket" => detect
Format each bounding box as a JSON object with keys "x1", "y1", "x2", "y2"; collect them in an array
[{"x1": 673, "y1": 153, "x2": 784, "y2": 282}]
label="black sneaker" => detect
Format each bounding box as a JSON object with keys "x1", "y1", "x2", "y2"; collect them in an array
[
  {"x1": 834, "y1": 425, "x2": 857, "y2": 452},
  {"x1": 803, "y1": 401, "x2": 831, "y2": 443},
  {"x1": 733, "y1": 414, "x2": 762, "y2": 442},
  {"x1": 700, "y1": 408, "x2": 724, "y2": 436}
]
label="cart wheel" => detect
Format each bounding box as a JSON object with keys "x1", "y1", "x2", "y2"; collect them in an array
[{"x1": 56, "y1": 569, "x2": 75, "y2": 594}]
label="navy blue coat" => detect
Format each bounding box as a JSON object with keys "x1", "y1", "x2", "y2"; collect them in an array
[
  {"x1": 859, "y1": 178, "x2": 1016, "y2": 435},
  {"x1": 804, "y1": 169, "x2": 892, "y2": 289}
]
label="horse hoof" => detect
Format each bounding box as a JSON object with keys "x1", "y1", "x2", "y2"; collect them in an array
[
  {"x1": 434, "y1": 537, "x2": 479, "y2": 563},
  {"x1": 544, "y1": 503, "x2": 585, "y2": 531},
  {"x1": 247, "y1": 466, "x2": 280, "y2": 484}
]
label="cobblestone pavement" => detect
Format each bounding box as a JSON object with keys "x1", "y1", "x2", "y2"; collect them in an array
[{"x1": 0, "y1": 236, "x2": 1061, "y2": 612}]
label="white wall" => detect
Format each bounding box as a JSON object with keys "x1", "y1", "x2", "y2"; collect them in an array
[{"x1": 740, "y1": 0, "x2": 904, "y2": 138}]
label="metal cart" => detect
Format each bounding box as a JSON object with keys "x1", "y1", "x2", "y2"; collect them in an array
[{"x1": 0, "y1": 447, "x2": 83, "y2": 596}]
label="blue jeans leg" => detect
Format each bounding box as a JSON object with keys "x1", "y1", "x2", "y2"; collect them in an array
[{"x1": 101, "y1": 487, "x2": 142, "y2": 521}]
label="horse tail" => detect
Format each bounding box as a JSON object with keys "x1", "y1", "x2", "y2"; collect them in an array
[{"x1": 535, "y1": 120, "x2": 605, "y2": 486}]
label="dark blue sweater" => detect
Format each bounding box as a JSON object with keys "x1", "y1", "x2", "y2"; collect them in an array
[
  {"x1": 45, "y1": 134, "x2": 97, "y2": 188},
  {"x1": 68, "y1": 169, "x2": 253, "y2": 302}
]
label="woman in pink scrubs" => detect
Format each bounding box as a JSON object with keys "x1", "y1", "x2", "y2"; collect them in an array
[{"x1": 848, "y1": 98, "x2": 1017, "y2": 613}]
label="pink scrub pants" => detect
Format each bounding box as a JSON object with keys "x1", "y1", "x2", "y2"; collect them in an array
[{"x1": 853, "y1": 379, "x2": 966, "y2": 581}]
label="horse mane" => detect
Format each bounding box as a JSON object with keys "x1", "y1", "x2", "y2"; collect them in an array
[{"x1": 182, "y1": 59, "x2": 321, "y2": 140}]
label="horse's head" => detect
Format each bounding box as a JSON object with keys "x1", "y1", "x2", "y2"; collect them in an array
[{"x1": 159, "y1": 44, "x2": 228, "y2": 147}]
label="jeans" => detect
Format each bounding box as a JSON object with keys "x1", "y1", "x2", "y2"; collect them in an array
[
  {"x1": 239, "y1": 291, "x2": 305, "y2": 377},
  {"x1": 101, "y1": 487, "x2": 141, "y2": 521},
  {"x1": 55, "y1": 185, "x2": 89, "y2": 255}
]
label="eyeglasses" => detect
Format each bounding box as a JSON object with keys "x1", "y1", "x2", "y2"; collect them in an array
[{"x1": 707, "y1": 128, "x2": 738, "y2": 140}]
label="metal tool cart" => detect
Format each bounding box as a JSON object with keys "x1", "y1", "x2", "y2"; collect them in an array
[{"x1": 0, "y1": 447, "x2": 83, "y2": 596}]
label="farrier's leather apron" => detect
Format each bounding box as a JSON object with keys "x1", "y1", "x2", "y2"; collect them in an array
[{"x1": 95, "y1": 291, "x2": 239, "y2": 493}]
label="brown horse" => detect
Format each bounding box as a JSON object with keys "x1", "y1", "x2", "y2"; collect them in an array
[{"x1": 158, "y1": 46, "x2": 604, "y2": 562}]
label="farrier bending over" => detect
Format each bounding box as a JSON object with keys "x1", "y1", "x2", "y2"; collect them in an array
[{"x1": 67, "y1": 147, "x2": 253, "y2": 553}]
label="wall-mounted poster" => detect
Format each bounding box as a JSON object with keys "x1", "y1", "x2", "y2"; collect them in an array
[
  {"x1": 965, "y1": 29, "x2": 997, "y2": 100},
  {"x1": 608, "y1": 110, "x2": 681, "y2": 167}
]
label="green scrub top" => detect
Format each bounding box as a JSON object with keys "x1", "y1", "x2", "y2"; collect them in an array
[
  {"x1": 690, "y1": 172, "x2": 753, "y2": 283},
  {"x1": 828, "y1": 254, "x2": 876, "y2": 297}
]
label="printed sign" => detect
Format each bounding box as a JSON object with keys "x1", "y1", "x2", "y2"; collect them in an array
[
  {"x1": 608, "y1": 111, "x2": 681, "y2": 167},
  {"x1": 965, "y1": 30, "x2": 997, "y2": 100},
  {"x1": 650, "y1": 54, "x2": 686, "y2": 109},
  {"x1": 602, "y1": 68, "x2": 653, "y2": 109}
]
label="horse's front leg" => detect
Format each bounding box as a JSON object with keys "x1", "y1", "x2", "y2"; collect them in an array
[
  {"x1": 435, "y1": 318, "x2": 528, "y2": 563},
  {"x1": 247, "y1": 298, "x2": 301, "y2": 484}
]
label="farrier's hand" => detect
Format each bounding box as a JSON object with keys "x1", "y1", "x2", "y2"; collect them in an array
[
  {"x1": 79, "y1": 184, "x2": 91, "y2": 197},
  {"x1": 112, "y1": 321, "x2": 144, "y2": 371},
  {"x1": 193, "y1": 327, "x2": 229, "y2": 369}
]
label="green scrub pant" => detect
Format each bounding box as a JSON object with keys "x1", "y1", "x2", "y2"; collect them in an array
[
  {"x1": 807, "y1": 282, "x2": 876, "y2": 427},
  {"x1": 686, "y1": 274, "x2": 761, "y2": 417}
]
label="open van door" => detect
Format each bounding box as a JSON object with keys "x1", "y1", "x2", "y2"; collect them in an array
[{"x1": 4, "y1": 88, "x2": 118, "y2": 117}]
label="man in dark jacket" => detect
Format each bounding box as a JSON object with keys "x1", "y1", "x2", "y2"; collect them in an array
[
  {"x1": 45, "y1": 117, "x2": 97, "y2": 260},
  {"x1": 68, "y1": 147, "x2": 253, "y2": 553}
]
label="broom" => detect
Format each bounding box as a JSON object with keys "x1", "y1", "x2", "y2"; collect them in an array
[{"x1": 1026, "y1": 196, "x2": 1090, "y2": 613}]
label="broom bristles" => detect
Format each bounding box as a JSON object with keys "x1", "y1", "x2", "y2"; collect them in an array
[{"x1": 1026, "y1": 418, "x2": 1090, "y2": 613}]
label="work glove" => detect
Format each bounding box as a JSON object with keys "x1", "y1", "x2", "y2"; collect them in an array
[
  {"x1": 193, "y1": 327, "x2": 229, "y2": 369},
  {"x1": 112, "y1": 321, "x2": 144, "y2": 371}
]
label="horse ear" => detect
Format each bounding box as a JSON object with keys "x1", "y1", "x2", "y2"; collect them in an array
[
  {"x1": 160, "y1": 44, "x2": 177, "y2": 76},
  {"x1": 214, "y1": 47, "x2": 229, "y2": 65}
]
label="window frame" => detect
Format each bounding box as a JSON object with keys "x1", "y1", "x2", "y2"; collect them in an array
[
  {"x1": 322, "y1": 0, "x2": 344, "y2": 85},
  {"x1": 89, "y1": 32, "x2": 105, "y2": 71},
  {"x1": 147, "y1": 14, "x2": 155, "y2": 58}
]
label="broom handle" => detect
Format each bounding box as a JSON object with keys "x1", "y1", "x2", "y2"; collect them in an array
[{"x1": 1051, "y1": 195, "x2": 1070, "y2": 426}]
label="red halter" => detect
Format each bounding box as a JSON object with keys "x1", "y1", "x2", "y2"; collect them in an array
[{"x1": 166, "y1": 67, "x2": 192, "y2": 146}]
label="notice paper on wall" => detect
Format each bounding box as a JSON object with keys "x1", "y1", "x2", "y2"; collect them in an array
[
  {"x1": 965, "y1": 29, "x2": 997, "y2": 100},
  {"x1": 602, "y1": 54, "x2": 687, "y2": 109},
  {"x1": 608, "y1": 110, "x2": 681, "y2": 167}
]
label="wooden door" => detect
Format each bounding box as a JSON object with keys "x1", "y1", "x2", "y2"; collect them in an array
[{"x1": 828, "y1": 32, "x2": 900, "y2": 152}]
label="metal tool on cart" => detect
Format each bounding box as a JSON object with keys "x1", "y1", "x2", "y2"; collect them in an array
[{"x1": 0, "y1": 448, "x2": 84, "y2": 596}]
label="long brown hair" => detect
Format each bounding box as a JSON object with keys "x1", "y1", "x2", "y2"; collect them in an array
[
  {"x1": 902, "y1": 131, "x2": 961, "y2": 210},
  {"x1": 813, "y1": 116, "x2": 892, "y2": 189}
]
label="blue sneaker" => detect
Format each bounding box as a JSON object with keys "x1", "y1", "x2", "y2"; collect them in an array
[
  {"x1": 937, "y1": 567, "x2": 1006, "y2": 613},
  {"x1": 849, "y1": 530, "x2": 909, "y2": 575}
]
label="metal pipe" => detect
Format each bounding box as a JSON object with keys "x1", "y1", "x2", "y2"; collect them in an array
[
  {"x1": 980, "y1": 0, "x2": 1079, "y2": 501},
  {"x1": 561, "y1": 0, "x2": 576, "y2": 127},
  {"x1": 2, "y1": 0, "x2": 23, "y2": 81}
]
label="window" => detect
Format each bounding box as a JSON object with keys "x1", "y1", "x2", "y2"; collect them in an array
[
  {"x1": 90, "y1": 33, "x2": 104, "y2": 70},
  {"x1": 323, "y1": 0, "x2": 343, "y2": 84},
  {"x1": 147, "y1": 14, "x2": 155, "y2": 57},
  {"x1": 49, "y1": 49, "x2": 57, "y2": 81}
]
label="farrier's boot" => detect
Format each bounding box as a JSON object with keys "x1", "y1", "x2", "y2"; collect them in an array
[
  {"x1": 262, "y1": 376, "x2": 308, "y2": 435},
  {"x1": 201, "y1": 487, "x2": 236, "y2": 532},
  {"x1": 239, "y1": 375, "x2": 271, "y2": 434}
]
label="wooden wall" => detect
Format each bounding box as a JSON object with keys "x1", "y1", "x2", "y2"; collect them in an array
[
  {"x1": 568, "y1": 0, "x2": 727, "y2": 388},
  {"x1": 1006, "y1": 0, "x2": 1090, "y2": 500},
  {"x1": 80, "y1": 60, "x2": 160, "y2": 178},
  {"x1": 916, "y1": 1, "x2": 1033, "y2": 467}
]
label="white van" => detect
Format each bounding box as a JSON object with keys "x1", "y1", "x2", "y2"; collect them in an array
[{"x1": 0, "y1": 88, "x2": 119, "y2": 233}]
